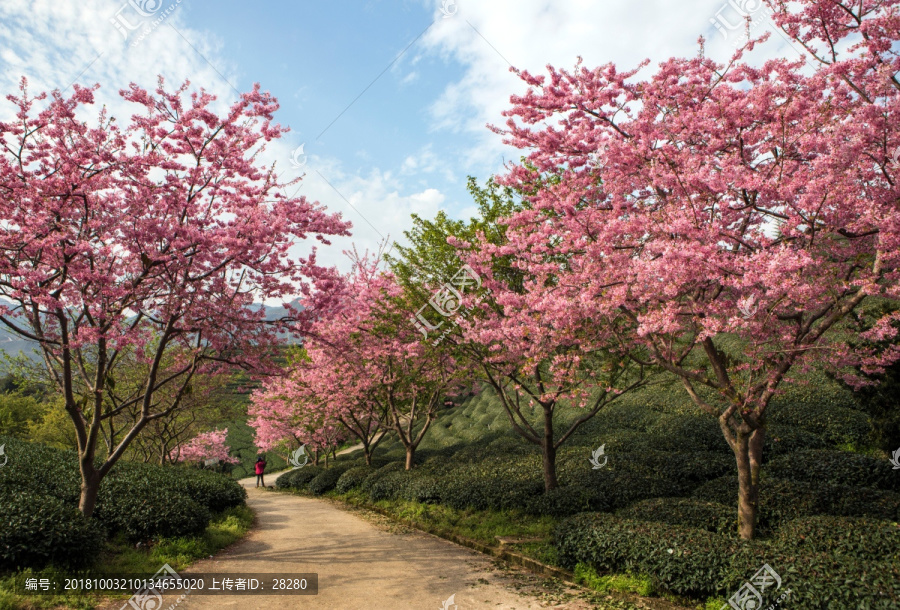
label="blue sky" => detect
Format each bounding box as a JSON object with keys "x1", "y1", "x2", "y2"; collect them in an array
[{"x1": 0, "y1": 0, "x2": 805, "y2": 272}]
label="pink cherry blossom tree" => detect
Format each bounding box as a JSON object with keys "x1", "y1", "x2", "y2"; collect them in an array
[
  {"x1": 489, "y1": 1, "x2": 900, "y2": 538},
  {"x1": 302, "y1": 345, "x2": 386, "y2": 465},
  {"x1": 295, "y1": 250, "x2": 467, "y2": 470},
  {"x1": 248, "y1": 359, "x2": 351, "y2": 467},
  {"x1": 445, "y1": 232, "x2": 649, "y2": 492},
  {"x1": 0, "y1": 77, "x2": 350, "y2": 517},
  {"x1": 171, "y1": 428, "x2": 239, "y2": 464}
]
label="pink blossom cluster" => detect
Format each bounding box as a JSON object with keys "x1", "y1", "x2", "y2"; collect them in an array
[{"x1": 171, "y1": 428, "x2": 239, "y2": 464}]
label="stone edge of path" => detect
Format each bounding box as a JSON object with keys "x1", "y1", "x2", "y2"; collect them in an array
[{"x1": 272, "y1": 489, "x2": 696, "y2": 610}]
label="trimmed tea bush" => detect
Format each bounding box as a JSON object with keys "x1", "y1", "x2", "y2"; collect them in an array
[
  {"x1": 368, "y1": 470, "x2": 412, "y2": 502},
  {"x1": 95, "y1": 475, "x2": 211, "y2": 541},
  {"x1": 773, "y1": 515, "x2": 900, "y2": 561},
  {"x1": 617, "y1": 498, "x2": 735, "y2": 534},
  {"x1": 558, "y1": 512, "x2": 900, "y2": 607},
  {"x1": 400, "y1": 475, "x2": 444, "y2": 504},
  {"x1": 554, "y1": 512, "x2": 736, "y2": 596},
  {"x1": 644, "y1": 414, "x2": 726, "y2": 452},
  {"x1": 564, "y1": 467, "x2": 684, "y2": 510},
  {"x1": 722, "y1": 541, "x2": 900, "y2": 609},
  {"x1": 592, "y1": 402, "x2": 662, "y2": 431},
  {"x1": 524, "y1": 486, "x2": 596, "y2": 517},
  {"x1": 276, "y1": 465, "x2": 322, "y2": 489},
  {"x1": 308, "y1": 464, "x2": 355, "y2": 495},
  {"x1": 692, "y1": 476, "x2": 900, "y2": 531},
  {"x1": 768, "y1": 400, "x2": 870, "y2": 447},
  {"x1": 764, "y1": 449, "x2": 899, "y2": 492},
  {"x1": 108, "y1": 461, "x2": 246, "y2": 513},
  {"x1": 763, "y1": 424, "x2": 828, "y2": 459},
  {"x1": 358, "y1": 461, "x2": 406, "y2": 493},
  {"x1": 0, "y1": 490, "x2": 104, "y2": 570},
  {"x1": 0, "y1": 436, "x2": 243, "y2": 550},
  {"x1": 335, "y1": 466, "x2": 374, "y2": 493},
  {"x1": 0, "y1": 436, "x2": 80, "y2": 503}
]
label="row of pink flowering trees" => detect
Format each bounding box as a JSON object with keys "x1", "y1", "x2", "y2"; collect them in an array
[
  {"x1": 250, "y1": 251, "x2": 468, "y2": 469},
  {"x1": 252, "y1": 0, "x2": 899, "y2": 541}
]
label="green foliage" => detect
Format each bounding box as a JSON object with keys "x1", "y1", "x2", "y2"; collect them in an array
[
  {"x1": 557, "y1": 512, "x2": 900, "y2": 607},
  {"x1": 275, "y1": 465, "x2": 322, "y2": 489},
  {"x1": 0, "y1": 436, "x2": 80, "y2": 503},
  {"x1": 0, "y1": 505, "x2": 254, "y2": 610},
  {"x1": 0, "y1": 491, "x2": 104, "y2": 570},
  {"x1": 387, "y1": 177, "x2": 524, "y2": 295},
  {"x1": 616, "y1": 498, "x2": 736, "y2": 534},
  {"x1": 308, "y1": 463, "x2": 355, "y2": 495},
  {"x1": 440, "y1": 469, "x2": 545, "y2": 512},
  {"x1": 554, "y1": 513, "x2": 737, "y2": 596},
  {"x1": 334, "y1": 466, "x2": 375, "y2": 494},
  {"x1": 316, "y1": 375, "x2": 898, "y2": 608},
  {"x1": 764, "y1": 449, "x2": 899, "y2": 492},
  {"x1": 773, "y1": 516, "x2": 900, "y2": 561},
  {"x1": 763, "y1": 424, "x2": 829, "y2": 459},
  {"x1": 722, "y1": 541, "x2": 900, "y2": 609},
  {"x1": 368, "y1": 470, "x2": 413, "y2": 502},
  {"x1": 692, "y1": 476, "x2": 900, "y2": 531},
  {"x1": 0, "y1": 391, "x2": 44, "y2": 439},
  {"x1": 847, "y1": 360, "x2": 900, "y2": 452},
  {"x1": 0, "y1": 436, "x2": 246, "y2": 560},
  {"x1": 768, "y1": 384, "x2": 871, "y2": 447},
  {"x1": 358, "y1": 461, "x2": 407, "y2": 493},
  {"x1": 644, "y1": 414, "x2": 726, "y2": 452},
  {"x1": 95, "y1": 479, "x2": 210, "y2": 542},
  {"x1": 174, "y1": 467, "x2": 248, "y2": 512},
  {"x1": 524, "y1": 486, "x2": 597, "y2": 517},
  {"x1": 400, "y1": 474, "x2": 446, "y2": 504},
  {"x1": 592, "y1": 401, "x2": 663, "y2": 431},
  {"x1": 92, "y1": 460, "x2": 244, "y2": 541},
  {"x1": 223, "y1": 416, "x2": 287, "y2": 480}
]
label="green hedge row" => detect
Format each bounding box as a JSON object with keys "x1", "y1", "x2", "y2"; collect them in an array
[
  {"x1": 764, "y1": 449, "x2": 900, "y2": 492},
  {"x1": 275, "y1": 465, "x2": 323, "y2": 489},
  {"x1": 0, "y1": 436, "x2": 246, "y2": 570},
  {"x1": 275, "y1": 463, "x2": 359, "y2": 496},
  {"x1": 616, "y1": 498, "x2": 736, "y2": 534},
  {"x1": 768, "y1": 399, "x2": 871, "y2": 447},
  {"x1": 555, "y1": 512, "x2": 900, "y2": 608},
  {"x1": 0, "y1": 491, "x2": 104, "y2": 570},
  {"x1": 692, "y1": 476, "x2": 900, "y2": 532}
]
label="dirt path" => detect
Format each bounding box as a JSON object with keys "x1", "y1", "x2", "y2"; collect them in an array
[{"x1": 119, "y1": 474, "x2": 659, "y2": 610}]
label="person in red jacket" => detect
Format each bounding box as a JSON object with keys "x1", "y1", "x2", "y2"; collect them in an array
[{"x1": 255, "y1": 455, "x2": 267, "y2": 488}]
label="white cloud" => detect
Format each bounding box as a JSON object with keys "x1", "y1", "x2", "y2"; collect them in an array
[
  {"x1": 282, "y1": 159, "x2": 447, "y2": 271},
  {"x1": 418, "y1": 0, "x2": 806, "y2": 173},
  {"x1": 0, "y1": 0, "x2": 241, "y2": 118}
]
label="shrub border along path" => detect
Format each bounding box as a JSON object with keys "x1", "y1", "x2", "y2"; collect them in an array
[{"x1": 277, "y1": 486, "x2": 696, "y2": 610}]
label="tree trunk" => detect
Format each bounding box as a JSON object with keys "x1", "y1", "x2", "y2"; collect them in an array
[
  {"x1": 364, "y1": 447, "x2": 372, "y2": 465},
  {"x1": 734, "y1": 427, "x2": 764, "y2": 540},
  {"x1": 542, "y1": 407, "x2": 558, "y2": 491},
  {"x1": 78, "y1": 468, "x2": 102, "y2": 518},
  {"x1": 405, "y1": 446, "x2": 415, "y2": 470},
  {"x1": 313, "y1": 449, "x2": 319, "y2": 466}
]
